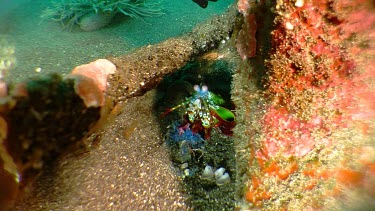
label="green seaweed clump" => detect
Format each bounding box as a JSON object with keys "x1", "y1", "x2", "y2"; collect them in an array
[{"x1": 42, "y1": 0, "x2": 164, "y2": 31}]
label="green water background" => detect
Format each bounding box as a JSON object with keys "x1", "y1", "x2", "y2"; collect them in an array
[{"x1": 0, "y1": 0, "x2": 234, "y2": 82}]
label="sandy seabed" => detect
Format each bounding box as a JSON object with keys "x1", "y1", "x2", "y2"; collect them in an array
[{"x1": 0, "y1": 0, "x2": 233, "y2": 82}]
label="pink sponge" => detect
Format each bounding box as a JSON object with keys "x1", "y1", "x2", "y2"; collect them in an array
[{"x1": 70, "y1": 59, "x2": 116, "y2": 107}]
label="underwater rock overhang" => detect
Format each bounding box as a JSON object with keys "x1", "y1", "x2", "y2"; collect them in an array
[{"x1": 1, "y1": 0, "x2": 374, "y2": 210}]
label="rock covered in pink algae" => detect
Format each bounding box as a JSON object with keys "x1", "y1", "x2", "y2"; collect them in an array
[
  {"x1": 0, "y1": 81, "x2": 7, "y2": 98},
  {"x1": 70, "y1": 59, "x2": 116, "y2": 107},
  {"x1": 237, "y1": 0, "x2": 250, "y2": 15},
  {"x1": 236, "y1": 13, "x2": 257, "y2": 60},
  {"x1": 256, "y1": 107, "x2": 328, "y2": 158},
  {"x1": 232, "y1": 0, "x2": 375, "y2": 210}
]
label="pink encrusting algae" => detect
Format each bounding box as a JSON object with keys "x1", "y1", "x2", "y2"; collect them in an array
[
  {"x1": 256, "y1": 107, "x2": 324, "y2": 158},
  {"x1": 235, "y1": 0, "x2": 375, "y2": 209},
  {"x1": 236, "y1": 1, "x2": 257, "y2": 60},
  {"x1": 259, "y1": 0, "x2": 375, "y2": 158},
  {"x1": 236, "y1": 14, "x2": 257, "y2": 60}
]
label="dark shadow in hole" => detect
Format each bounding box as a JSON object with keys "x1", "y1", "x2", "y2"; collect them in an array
[{"x1": 153, "y1": 57, "x2": 236, "y2": 210}]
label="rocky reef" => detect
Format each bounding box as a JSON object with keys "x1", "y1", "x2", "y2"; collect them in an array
[{"x1": 233, "y1": 0, "x2": 375, "y2": 209}]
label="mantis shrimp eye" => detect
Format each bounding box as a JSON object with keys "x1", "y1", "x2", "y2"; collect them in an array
[
  {"x1": 201, "y1": 85, "x2": 208, "y2": 92},
  {"x1": 193, "y1": 84, "x2": 200, "y2": 92}
]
